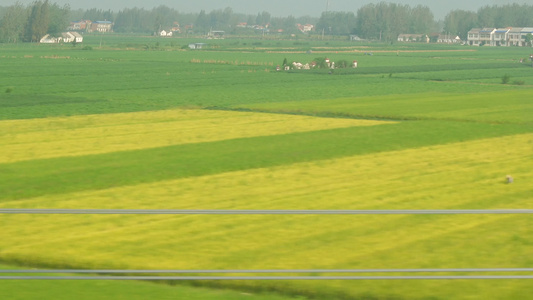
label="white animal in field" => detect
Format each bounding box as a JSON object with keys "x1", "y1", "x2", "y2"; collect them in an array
[{"x1": 506, "y1": 175, "x2": 513, "y2": 184}]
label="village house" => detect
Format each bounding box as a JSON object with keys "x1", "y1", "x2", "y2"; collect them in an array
[
  {"x1": 479, "y1": 28, "x2": 495, "y2": 45},
  {"x1": 159, "y1": 30, "x2": 173, "y2": 37},
  {"x1": 171, "y1": 22, "x2": 181, "y2": 33},
  {"x1": 207, "y1": 30, "x2": 225, "y2": 39},
  {"x1": 40, "y1": 32, "x2": 83, "y2": 44},
  {"x1": 397, "y1": 34, "x2": 429, "y2": 43},
  {"x1": 39, "y1": 34, "x2": 60, "y2": 44},
  {"x1": 188, "y1": 43, "x2": 207, "y2": 50},
  {"x1": 90, "y1": 21, "x2": 113, "y2": 33},
  {"x1": 68, "y1": 20, "x2": 91, "y2": 32},
  {"x1": 61, "y1": 32, "x2": 83, "y2": 43},
  {"x1": 508, "y1": 27, "x2": 523, "y2": 46},
  {"x1": 493, "y1": 28, "x2": 510, "y2": 46},
  {"x1": 467, "y1": 28, "x2": 481, "y2": 46},
  {"x1": 468, "y1": 27, "x2": 533, "y2": 46},
  {"x1": 297, "y1": 24, "x2": 314, "y2": 33},
  {"x1": 437, "y1": 34, "x2": 461, "y2": 44}
]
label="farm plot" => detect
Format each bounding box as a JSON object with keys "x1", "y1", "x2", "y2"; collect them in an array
[
  {"x1": 0, "y1": 109, "x2": 390, "y2": 163},
  {"x1": 1, "y1": 133, "x2": 532, "y2": 300}
]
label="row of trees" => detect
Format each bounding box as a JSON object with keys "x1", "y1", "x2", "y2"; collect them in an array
[
  {"x1": 2, "y1": 1, "x2": 533, "y2": 43},
  {"x1": 354, "y1": 3, "x2": 436, "y2": 41},
  {"x1": 444, "y1": 4, "x2": 533, "y2": 40},
  {"x1": 0, "y1": 0, "x2": 69, "y2": 43}
]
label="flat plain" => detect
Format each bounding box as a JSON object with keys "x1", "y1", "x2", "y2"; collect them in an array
[{"x1": 1, "y1": 35, "x2": 532, "y2": 300}]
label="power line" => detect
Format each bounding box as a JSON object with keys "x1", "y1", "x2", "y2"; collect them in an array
[
  {"x1": 1, "y1": 209, "x2": 533, "y2": 215},
  {"x1": 2, "y1": 275, "x2": 533, "y2": 280},
  {"x1": 3, "y1": 268, "x2": 533, "y2": 274}
]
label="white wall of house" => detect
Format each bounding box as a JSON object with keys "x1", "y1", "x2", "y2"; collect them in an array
[{"x1": 468, "y1": 27, "x2": 533, "y2": 47}]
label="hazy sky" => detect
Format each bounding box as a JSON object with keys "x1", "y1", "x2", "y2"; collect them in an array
[{"x1": 5, "y1": 0, "x2": 524, "y2": 19}]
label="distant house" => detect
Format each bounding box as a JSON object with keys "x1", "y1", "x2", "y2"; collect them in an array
[
  {"x1": 397, "y1": 34, "x2": 429, "y2": 43},
  {"x1": 437, "y1": 34, "x2": 461, "y2": 44},
  {"x1": 40, "y1": 34, "x2": 60, "y2": 44},
  {"x1": 61, "y1": 32, "x2": 83, "y2": 43},
  {"x1": 467, "y1": 28, "x2": 481, "y2": 46},
  {"x1": 188, "y1": 43, "x2": 207, "y2": 50},
  {"x1": 350, "y1": 35, "x2": 364, "y2": 41},
  {"x1": 297, "y1": 24, "x2": 314, "y2": 33},
  {"x1": 68, "y1": 20, "x2": 91, "y2": 32},
  {"x1": 207, "y1": 30, "x2": 225, "y2": 39},
  {"x1": 508, "y1": 27, "x2": 523, "y2": 46},
  {"x1": 468, "y1": 27, "x2": 533, "y2": 46},
  {"x1": 159, "y1": 30, "x2": 173, "y2": 37},
  {"x1": 493, "y1": 28, "x2": 510, "y2": 46},
  {"x1": 479, "y1": 28, "x2": 496, "y2": 46},
  {"x1": 40, "y1": 32, "x2": 83, "y2": 44},
  {"x1": 90, "y1": 21, "x2": 113, "y2": 33}
]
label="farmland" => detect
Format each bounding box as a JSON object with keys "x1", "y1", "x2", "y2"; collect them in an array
[{"x1": 1, "y1": 35, "x2": 533, "y2": 300}]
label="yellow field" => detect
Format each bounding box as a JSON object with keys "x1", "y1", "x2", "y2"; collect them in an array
[
  {"x1": 1, "y1": 106, "x2": 531, "y2": 299},
  {"x1": 0, "y1": 109, "x2": 393, "y2": 163},
  {"x1": 1, "y1": 133, "x2": 531, "y2": 299}
]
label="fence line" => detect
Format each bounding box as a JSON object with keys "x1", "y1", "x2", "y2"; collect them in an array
[{"x1": 2, "y1": 209, "x2": 533, "y2": 215}]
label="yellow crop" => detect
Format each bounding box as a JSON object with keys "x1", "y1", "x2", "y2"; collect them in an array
[{"x1": 0, "y1": 109, "x2": 393, "y2": 163}]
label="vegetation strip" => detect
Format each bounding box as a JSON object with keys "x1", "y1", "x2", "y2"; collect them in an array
[{"x1": 2, "y1": 209, "x2": 533, "y2": 215}]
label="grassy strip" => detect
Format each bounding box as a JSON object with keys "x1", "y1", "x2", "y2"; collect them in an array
[
  {"x1": 0, "y1": 265, "x2": 303, "y2": 300},
  {"x1": 237, "y1": 90, "x2": 533, "y2": 124},
  {"x1": 0, "y1": 120, "x2": 531, "y2": 202}
]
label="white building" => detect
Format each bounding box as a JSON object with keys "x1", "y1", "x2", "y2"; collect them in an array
[
  {"x1": 437, "y1": 34, "x2": 461, "y2": 44},
  {"x1": 159, "y1": 30, "x2": 173, "y2": 37},
  {"x1": 493, "y1": 28, "x2": 510, "y2": 46},
  {"x1": 468, "y1": 27, "x2": 533, "y2": 46},
  {"x1": 397, "y1": 34, "x2": 429, "y2": 43},
  {"x1": 40, "y1": 32, "x2": 83, "y2": 44}
]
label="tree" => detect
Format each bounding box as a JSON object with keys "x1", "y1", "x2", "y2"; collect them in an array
[
  {"x1": 316, "y1": 11, "x2": 356, "y2": 36},
  {"x1": 409, "y1": 5, "x2": 434, "y2": 34},
  {"x1": 194, "y1": 10, "x2": 209, "y2": 33},
  {"x1": 47, "y1": 2, "x2": 69, "y2": 36},
  {"x1": 0, "y1": 3, "x2": 29, "y2": 43},
  {"x1": 255, "y1": 11, "x2": 270, "y2": 26},
  {"x1": 525, "y1": 33, "x2": 533, "y2": 47},
  {"x1": 25, "y1": 0, "x2": 50, "y2": 42},
  {"x1": 356, "y1": 2, "x2": 421, "y2": 41},
  {"x1": 82, "y1": 8, "x2": 114, "y2": 22},
  {"x1": 444, "y1": 10, "x2": 477, "y2": 40}
]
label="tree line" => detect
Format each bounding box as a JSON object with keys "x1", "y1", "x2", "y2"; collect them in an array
[
  {"x1": 2, "y1": 1, "x2": 533, "y2": 43},
  {"x1": 0, "y1": 0, "x2": 69, "y2": 43},
  {"x1": 444, "y1": 4, "x2": 533, "y2": 40}
]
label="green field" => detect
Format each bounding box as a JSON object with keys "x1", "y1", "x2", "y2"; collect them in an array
[{"x1": 1, "y1": 35, "x2": 532, "y2": 300}]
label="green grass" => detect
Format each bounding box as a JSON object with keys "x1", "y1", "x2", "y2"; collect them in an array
[
  {"x1": 1, "y1": 37, "x2": 532, "y2": 120},
  {"x1": 0, "y1": 265, "x2": 305, "y2": 300},
  {"x1": 236, "y1": 90, "x2": 533, "y2": 124}
]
